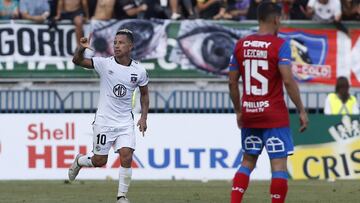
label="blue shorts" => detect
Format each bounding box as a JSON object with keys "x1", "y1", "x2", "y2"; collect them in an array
[{"x1": 241, "y1": 127, "x2": 294, "y2": 159}]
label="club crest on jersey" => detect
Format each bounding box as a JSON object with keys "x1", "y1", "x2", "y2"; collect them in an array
[
  {"x1": 113, "y1": 84, "x2": 127, "y2": 97},
  {"x1": 130, "y1": 74, "x2": 138, "y2": 83}
]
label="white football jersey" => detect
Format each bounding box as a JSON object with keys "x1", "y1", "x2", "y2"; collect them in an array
[
  {"x1": 92, "y1": 56, "x2": 149, "y2": 127},
  {"x1": 307, "y1": 0, "x2": 341, "y2": 21}
]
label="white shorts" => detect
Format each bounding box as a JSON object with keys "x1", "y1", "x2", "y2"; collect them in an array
[{"x1": 92, "y1": 124, "x2": 136, "y2": 155}]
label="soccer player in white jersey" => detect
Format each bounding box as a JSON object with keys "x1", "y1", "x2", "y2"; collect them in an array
[{"x1": 70, "y1": 29, "x2": 149, "y2": 203}]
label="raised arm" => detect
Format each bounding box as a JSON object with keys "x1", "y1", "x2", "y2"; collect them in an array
[
  {"x1": 137, "y1": 85, "x2": 149, "y2": 136},
  {"x1": 72, "y1": 37, "x2": 93, "y2": 69}
]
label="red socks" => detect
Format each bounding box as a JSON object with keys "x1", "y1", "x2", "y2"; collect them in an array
[
  {"x1": 270, "y1": 177, "x2": 288, "y2": 203},
  {"x1": 231, "y1": 166, "x2": 251, "y2": 203},
  {"x1": 231, "y1": 168, "x2": 288, "y2": 203}
]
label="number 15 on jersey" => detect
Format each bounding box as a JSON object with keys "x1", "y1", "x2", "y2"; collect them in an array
[{"x1": 243, "y1": 59, "x2": 269, "y2": 96}]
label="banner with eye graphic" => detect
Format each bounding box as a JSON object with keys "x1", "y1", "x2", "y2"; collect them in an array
[
  {"x1": 170, "y1": 20, "x2": 255, "y2": 76},
  {"x1": 89, "y1": 19, "x2": 170, "y2": 60},
  {"x1": 0, "y1": 19, "x2": 359, "y2": 85}
]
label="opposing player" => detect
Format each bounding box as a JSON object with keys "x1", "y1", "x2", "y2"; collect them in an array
[
  {"x1": 228, "y1": 2, "x2": 308, "y2": 203},
  {"x1": 70, "y1": 29, "x2": 149, "y2": 203}
]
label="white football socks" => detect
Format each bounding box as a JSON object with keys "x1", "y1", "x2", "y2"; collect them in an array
[
  {"x1": 118, "y1": 167, "x2": 132, "y2": 197},
  {"x1": 77, "y1": 154, "x2": 94, "y2": 167}
]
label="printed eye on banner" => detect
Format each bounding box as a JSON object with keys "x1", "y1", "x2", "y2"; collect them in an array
[
  {"x1": 279, "y1": 32, "x2": 330, "y2": 81},
  {"x1": 90, "y1": 19, "x2": 169, "y2": 60},
  {"x1": 176, "y1": 22, "x2": 254, "y2": 76},
  {"x1": 177, "y1": 26, "x2": 238, "y2": 75},
  {"x1": 121, "y1": 20, "x2": 154, "y2": 59}
]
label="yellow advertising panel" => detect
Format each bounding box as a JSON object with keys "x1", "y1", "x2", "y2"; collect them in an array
[{"x1": 289, "y1": 115, "x2": 360, "y2": 180}]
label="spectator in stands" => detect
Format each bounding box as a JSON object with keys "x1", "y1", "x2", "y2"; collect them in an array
[
  {"x1": 88, "y1": 0, "x2": 98, "y2": 18},
  {"x1": 170, "y1": 0, "x2": 181, "y2": 19},
  {"x1": 306, "y1": 0, "x2": 351, "y2": 35},
  {"x1": 19, "y1": 0, "x2": 50, "y2": 23},
  {"x1": 324, "y1": 76, "x2": 359, "y2": 115},
  {"x1": 281, "y1": 0, "x2": 292, "y2": 19},
  {"x1": 55, "y1": 0, "x2": 89, "y2": 46},
  {"x1": 227, "y1": 0, "x2": 250, "y2": 20},
  {"x1": 143, "y1": 0, "x2": 171, "y2": 19},
  {"x1": 289, "y1": 0, "x2": 309, "y2": 19},
  {"x1": 341, "y1": 0, "x2": 360, "y2": 20},
  {"x1": 114, "y1": 0, "x2": 148, "y2": 20},
  {"x1": 196, "y1": 0, "x2": 231, "y2": 19},
  {"x1": 246, "y1": 0, "x2": 262, "y2": 19},
  {"x1": 48, "y1": 0, "x2": 57, "y2": 18},
  {"x1": 170, "y1": 0, "x2": 197, "y2": 19},
  {"x1": 0, "y1": 0, "x2": 19, "y2": 19},
  {"x1": 306, "y1": 0, "x2": 341, "y2": 22},
  {"x1": 92, "y1": 0, "x2": 115, "y2": 20}
]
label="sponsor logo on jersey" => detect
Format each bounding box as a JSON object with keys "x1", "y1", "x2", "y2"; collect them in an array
[
  {"x1": 243, "y1": 100, "x2": 270, "y2": 113},
  {"x1": 243, "y1": 40, "x2": 271, "y2": 48},
  {"x1": 113, "y1": 84, "x2": 127, "y2": 97}
]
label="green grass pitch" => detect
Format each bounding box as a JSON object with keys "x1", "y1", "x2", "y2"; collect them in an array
[{"x1": 0, "y1": 180, "x2": 359, "y2": 203}]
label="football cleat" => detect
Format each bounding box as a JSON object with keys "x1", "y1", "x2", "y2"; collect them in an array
[
  {"x1": 116, "y1": 196, "x2": 130, "y2": 203},
  {"x1": 68, "y1": 154, "x2": 83, "y2": 181}
]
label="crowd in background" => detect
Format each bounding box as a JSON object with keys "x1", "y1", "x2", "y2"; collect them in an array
[
  {"x1": 0, "y1": 0, "x2": 358, "y2": 44},
  {"x1": 0, "y1": 0, "x2": 359, "y2": 22}
]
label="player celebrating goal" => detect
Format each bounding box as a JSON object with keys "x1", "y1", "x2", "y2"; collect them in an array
[
  {"x1": 70, "y1": 29, "x2": 149, "y2": 203},
  {"x1": 228, "y1": 2, "x2": 308, "y2": 203}
]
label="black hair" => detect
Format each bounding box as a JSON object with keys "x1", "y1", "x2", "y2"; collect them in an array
[
  {"x1": 116, "y1": 29, "x2": 134, "y2": 44},
  {"x1": 335, "y1": 76, "x2": 350, "y2": 103},
  {"x1": 257, "y1": 2, "x2": 282, "y2": 22},
  {"x1": 335, "y1": 76, "x2": 350, "y2": 92}
]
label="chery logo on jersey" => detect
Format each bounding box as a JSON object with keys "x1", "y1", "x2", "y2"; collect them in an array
[
  {"x1": 113, "y1": 84, "x2": 127, "y2": 97},
  {"x1": 243, "y1": 40, "x2": 271, "y2": 48}
]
